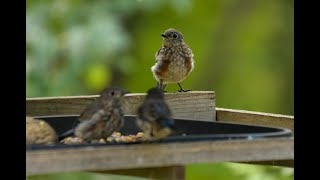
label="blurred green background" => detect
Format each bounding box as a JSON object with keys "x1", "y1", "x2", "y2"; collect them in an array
[{"x1": 26, "y1": 0, "x2": 294, "y2": 179}]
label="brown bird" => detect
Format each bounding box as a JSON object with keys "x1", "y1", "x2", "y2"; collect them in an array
[
  {"x1": 151, "y1": 28, "x2": 194, "y2": 92},
  {"x1": 74, "y1": 87, "x2": 127, "y2": 142},
  {"x1": 136, "y1": 88, "x2": 175, "y2": 141}
]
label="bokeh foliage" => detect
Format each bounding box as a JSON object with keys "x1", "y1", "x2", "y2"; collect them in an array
[
  {"x1": 26, "y1": 0, "x2": 293, "y2": 115},
  {"x1": 186, "y1": 163, "x2": 294, "y2": 180},
  {"x1": 26, "y1": 0, "x2": 294, "y2": 179}
]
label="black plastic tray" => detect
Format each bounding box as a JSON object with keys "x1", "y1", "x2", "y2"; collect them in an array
[{"x1": 26, "y1": 115, "x2": 292, "y2": 151}]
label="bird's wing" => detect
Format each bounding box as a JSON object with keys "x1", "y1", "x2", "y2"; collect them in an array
[
  {"x1": 138, "y1": 99, "x2": 172, "y2": 122},
  {"x1": 150, "y1": 101, "x2": 174, "y2": 128},
  {"x1": 138, "y1": 103, "x2": 148, "y2": 120},
  {"x1": 149, "y1": 101, "x2": 171, "y2": 120},
  {"x1": 155, "y1": 49, "x2": 160, "y2": 61},
  {"x1": 182, "y1": 44, "x2": 194, "y2": 58},
  {"x1": 155, "y1": 47, "x2": 165, "y2": 62},
  {"x1": 78, "y1": 99, "x2": 104, "y2": 122}
]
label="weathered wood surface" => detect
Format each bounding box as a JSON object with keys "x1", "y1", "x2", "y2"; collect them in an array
[
  {"x1": 26, "y1": 137, "x2": 293, "y2": 176},
  {"x1": 216, "y1": 108, "x2": 294, "y2": 134},
  {"x1": 26, "y1": 91, "x2": 216, "y2": 121},
  {"x1": 26, "y1": 93, "x2": 294, "y2": 177}
]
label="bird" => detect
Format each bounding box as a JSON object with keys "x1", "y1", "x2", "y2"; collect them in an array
[
  {"x1": 68, "y1": 87, "x2": 127, "y2": 142},
  {"x1": 151, "y1": 28, "x2": 194, "y2": 92},
  {"x1": 136, "y1": 87, "x2": 175, "y2": 141}
]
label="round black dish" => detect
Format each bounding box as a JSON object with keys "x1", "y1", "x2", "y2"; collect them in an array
[{"x1": 26, "y1": 115, "x2": 292, "y2": 151}]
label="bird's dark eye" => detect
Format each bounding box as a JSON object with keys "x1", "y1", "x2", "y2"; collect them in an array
[
  {"x1": 172, "y1": 33, "x2": 178, "y2": 39},
  {"x1": 110, "y1": 91, "x2": 115, "y2": 96}
]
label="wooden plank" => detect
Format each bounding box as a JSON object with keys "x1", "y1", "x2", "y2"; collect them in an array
[
  {"x1": 216, "y1": 108, "x2": 294, "y2": 134},
  {"x1": 26, "y1": 137, "x2": 293, "y2": 176},
  {"x1": 92, "y1": 166, "x2": 185, "y2": 180},
  {"x1": 26, "y1": 94, "x2": 294, "y2": 173},
  {"x1": 215, "y1": 108, "x2": 294, "y2": 167},
  {"x1": 26, "y1": 91, "x2": 216, "y2": 121}
]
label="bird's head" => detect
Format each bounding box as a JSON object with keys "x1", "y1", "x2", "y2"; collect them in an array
[
  {"x1": 146, "y1": 87, "x2": 164, "y2": 100},
  {"x1": 161, "y1": 28, "x2": 184, "y2": 46},
  {"x1": 100, "y1": 86, "x2": 128, "y2": 103}
]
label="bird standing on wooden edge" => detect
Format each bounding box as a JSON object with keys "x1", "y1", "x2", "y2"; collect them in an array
[{"x1": 151, "y1": 28, "x2": 194, "y2": 92}]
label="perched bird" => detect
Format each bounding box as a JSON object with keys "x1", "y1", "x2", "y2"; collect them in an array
[
  {"x1": 26, "y1": 116, "x2": 58, "y2": 145},
  {"x1": 136, "y1": 87, "x2": 175, "y2": 141},
  {"x1": 151, "y1": 28, "x2": 194, "y2": 92},
  {"x1": 73, "y1": 87, "x2": 127, "y2": 142}
]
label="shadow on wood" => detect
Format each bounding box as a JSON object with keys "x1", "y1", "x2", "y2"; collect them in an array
[{"x1": 91, "y1": 166, "x2": 185, "y2": 180}]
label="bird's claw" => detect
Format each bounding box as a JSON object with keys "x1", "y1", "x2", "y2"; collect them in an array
[{"x1": 178, "y1": 89, "x2": 191, "y2": 92}]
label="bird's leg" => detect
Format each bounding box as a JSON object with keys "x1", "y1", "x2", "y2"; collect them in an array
[
  {"x1": 177, "y1": 83, "x2": 190, "y2": 92},
  {"x1": 157, "y1": 80, "x2": 167, "y2": 92},
  {"x1": 162, "y1": 84, "x2": 167, "y2": 92},
  {"x1": 157, "y1": 81, "x2": 161, "y2": 89}
]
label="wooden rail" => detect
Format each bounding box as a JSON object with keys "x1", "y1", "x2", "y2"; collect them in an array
[
  {"x1": 26, "y1": 91, "x2": 216, "y2": 121},
  {"x1": 26, "y1": 92, "x2": 294, "y2": 178},
  {"x1": 216, "y1": 108, "x2": 294, "y2": 133}
]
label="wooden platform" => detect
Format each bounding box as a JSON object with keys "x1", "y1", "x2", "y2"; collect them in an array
[{"x1": 26, "y1": 91, "x2": 294, "y2": 178}]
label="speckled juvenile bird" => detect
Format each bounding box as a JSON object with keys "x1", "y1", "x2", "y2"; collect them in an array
[
  {"x1": 151, "y1": 28, "x2": 194, "y2": 92},
  {"x1": 136, "y1": 87, "x2": 175, "y2": 141},
  {"x1": 73, "y1": 87, "x2": 127, "y2": 142}
]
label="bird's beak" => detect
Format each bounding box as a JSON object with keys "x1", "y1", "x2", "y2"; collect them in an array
[{"x1": 161, "y1": 34, "x2": 167, "y2": 38}]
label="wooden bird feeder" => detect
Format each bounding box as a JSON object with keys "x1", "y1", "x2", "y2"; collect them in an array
[{"x1": 26, "y1": 91, "x2": 294, "y2": 179}]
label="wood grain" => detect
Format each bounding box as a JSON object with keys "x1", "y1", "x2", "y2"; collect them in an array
[
  {"x1": 26, "y1": 137, "x2": 293, "y2": 176},
  {"x1": 216, "y1": 108, "x2": 294, "y2": 134},
  {"x1": 26, "y1": 91, "x2": 216, "y2": 121},
  {"x1": 26, "y1": 93, "x2": 294, "y2": 176}
]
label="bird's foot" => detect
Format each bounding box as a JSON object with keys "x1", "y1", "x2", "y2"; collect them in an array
[
  {"x1": 178, "y1": 89, "x2": 191, "y2": 92},
  {"x1": 177, "y1": 83, "x2": 190, "y2": 92}
]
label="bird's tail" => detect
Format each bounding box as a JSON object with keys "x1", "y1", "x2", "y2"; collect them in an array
[
  {"x1": 159, "y1": 118, "x2": 188, "y2": 136},
  {"x1": 159, "y1": 117, "x2": 175, "y2": 129},
  {"x1": 58, "y1": 118, "x2": 80, "y2": 141},
  {"x1": 58, "y1": 128, "x2": 75, "y2": 141}
]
